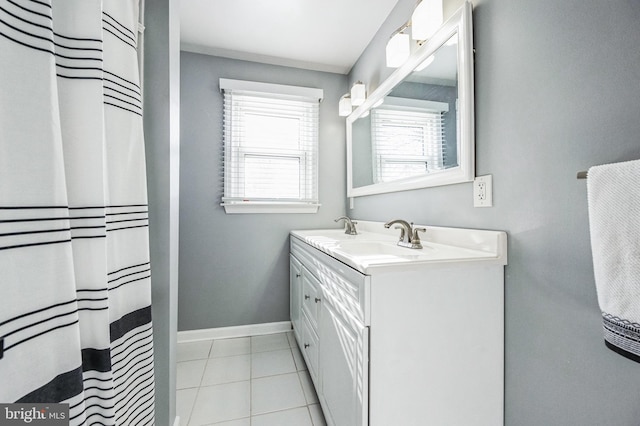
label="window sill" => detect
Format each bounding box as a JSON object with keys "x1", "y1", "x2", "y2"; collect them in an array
[{"x1": 221, "y1": 201, "x2": 320, "y2": 214}]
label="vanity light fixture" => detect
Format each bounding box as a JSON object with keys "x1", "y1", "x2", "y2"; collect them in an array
[
  {"x1": 411, "y1": 0, "x2": 443, "y2": 41},
  {"x1": 350, "y1": 81, "x2": 366, "y2": 106},
  {"x1": 385, "y1": 26, "x2": 411, "y2": 67},
  {"x1": 386, "y1": 0, "x2": 444, "y2": 68},
  {"x1": 339, "y1": 93, "x2": 353, "y2": 117}
]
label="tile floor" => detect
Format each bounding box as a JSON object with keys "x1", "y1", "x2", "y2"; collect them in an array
[{"x1": 176, "y1": 331, "x2": 327, "y2": 426}]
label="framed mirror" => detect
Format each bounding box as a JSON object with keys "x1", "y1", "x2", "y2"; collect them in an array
[{"x1": 347, "y1": 1, "x2": 474, "y2": 197}]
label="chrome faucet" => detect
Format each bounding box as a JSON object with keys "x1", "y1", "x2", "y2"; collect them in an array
[
  {"x1": 384, "y1": 219, "x2": 426, "y2": 249},
  {"x1": 335, "y1": 216, "x2": 358, "y2": 235}
]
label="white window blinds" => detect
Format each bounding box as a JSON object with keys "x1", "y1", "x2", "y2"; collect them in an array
[
  {"x1": 220, "y1": 79, "x2": 322, "y2": 213},
  {"x1": 371, "y1": 103, "x2": 447, "y2": 184}
]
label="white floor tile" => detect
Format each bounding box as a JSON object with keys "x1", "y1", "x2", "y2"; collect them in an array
[
  {"x1": 180, "y1": 332, "x2": 327, "y2": 426},
  {"x1": 291, "y1": 344, "x2": 307, "y2": 371},
  {"x1": 251, "y1": 373, "x2": 307, "y2": 415},
  {"x1": 251, "y1": 333, "x2": 290, "y2": 353},
  {"x1": 189, "y1": 381, "x2": 250, "y2": 425},
  {"x1": 251, "y1": 349, "x2": 296, "y2": 378},
  {"x1": 201, "y1": 354, "x2": 250, "y2": 386},
  {"x1": 286, "y1": 331, "x2": 296, "y2": 347},
  {"x1": 207, "y1": 419, "x2": 250, "y2": 426},
  {"x1": 252, "y1": 406, "x2": 313, "y2": 426},
  {"x1": 298, "y1": 370, "x2": 318, "y2": 404},
  {"x1": 211, "y1": 337, "x2": 251, "y2": 358},
  {"x1": 308, "y1": 404, "x2": 327, "y2": 426},
  {"x1": 177, "y1": 340, "x2": 213, "y2": 362},
  {"x1": 176, "y1": 388, "x2": 198, "y2": 425},
  {"x1": 177, "y1": 359, "x2": 207, "y2": 389}
]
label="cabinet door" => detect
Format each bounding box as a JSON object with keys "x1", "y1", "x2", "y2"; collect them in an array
[
  {"x1": 301, "y1": 267, "x2": 321, "y2": 328},
  {"x1": 301, "y1": 313, "x2": 320, "y2": 381},
  {"x1": 290, "y1": 255, "x2": 302, "y2": 341},
  {"x1": 319, "y1": 294, "x2": 368, "y2": 426}
]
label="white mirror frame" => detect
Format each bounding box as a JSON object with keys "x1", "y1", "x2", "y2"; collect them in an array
[{"x1": 347, "y1": 1, "x2": 474, "y2": 197}]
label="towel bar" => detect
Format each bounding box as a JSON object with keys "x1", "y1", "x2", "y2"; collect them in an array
[{"x1": 577, "y1": 171, "x2": 588, "y2": 179}]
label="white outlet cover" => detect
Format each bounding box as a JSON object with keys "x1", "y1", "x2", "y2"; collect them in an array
[{"x1": 473, "y1": 174, "x2": 493, "y2": 207}]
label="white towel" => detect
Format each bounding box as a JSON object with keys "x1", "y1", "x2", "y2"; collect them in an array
[{"x1": 587, "y1": 159, "x2": 640, "y2": 362}]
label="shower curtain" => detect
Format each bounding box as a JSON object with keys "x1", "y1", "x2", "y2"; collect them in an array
[{"x1": 0, "y1": 1, "x2": 154, "y2": 425}]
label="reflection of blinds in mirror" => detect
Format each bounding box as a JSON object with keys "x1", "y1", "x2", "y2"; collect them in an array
[
  {"x1": 371, "y1": 108, "x2": 445, "y2": 184},
  {"x1": 222, "y1": 91, "x2": 319, "y2": 203}
]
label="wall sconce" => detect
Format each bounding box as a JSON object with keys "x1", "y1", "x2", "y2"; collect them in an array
[
  {"x1": 350, "y1": 81, "x2": 366, "y2": 106},
  {"x1": 411, "y1": 0, "x2": 443, "y2": 41},
  {"x1": 338, "y1": 82, "x2": 367, "y2": 116},
  {"x1": 385, "y1": 0, "x2": 443, "y2": 68},
  {"x1": 338, "y1": 94, "x2": 352, "y2": 117},
  {"x1": 385, "y1": 26, "x2": 410, "y2": 68}
]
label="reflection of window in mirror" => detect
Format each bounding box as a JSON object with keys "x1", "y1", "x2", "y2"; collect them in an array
[{"x1": 371, "y1": 99, "x2": 448, "y2": 183}]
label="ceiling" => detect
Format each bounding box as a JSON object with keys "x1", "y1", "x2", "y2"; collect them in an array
[{"x1": 180, "y1": 0, "x2": 400, "y2": 74}]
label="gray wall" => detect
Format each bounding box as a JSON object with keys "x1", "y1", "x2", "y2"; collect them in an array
[
  {"x1": 349, "y1": 0, "x2": 640, "y2": 425},
  {"x1": 144, "y1": 0, "x2": 180, "y2": 424},
  {"x1": 179, "y1": 53, "x2": 348, "y2": 330}
]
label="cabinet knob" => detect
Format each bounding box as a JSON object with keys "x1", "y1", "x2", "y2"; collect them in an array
[
  {"x1": 315, "y1": 297, "x2": 321, "y2": 303},
  {"x1": 296, "y1": 273, "x2": 301, "y2": 277},
  {"x1": 304, "y1": 343, "x2": 310, "y2": 349},
  {"x1": 304, "y1": 295, "x2": 310, "y2": 300}
]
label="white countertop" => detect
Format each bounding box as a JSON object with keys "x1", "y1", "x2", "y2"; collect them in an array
[{"x1": 291, "y1": 221, "x2": 507, "y2": 274}]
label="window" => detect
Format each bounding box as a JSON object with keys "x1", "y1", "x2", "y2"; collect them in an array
[
  {"x1": 220, "y1": 79, "x2": 323, "y2": 214},
  {"x1": 371, "y1": 98, "x2": 448, "y2": 184}
]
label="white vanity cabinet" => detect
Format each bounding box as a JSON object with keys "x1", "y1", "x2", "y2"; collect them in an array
[
  {"x1": 290, "y1": 223, "x2": 507, "y2": 426},
  {"x1": 290, "y1": 236, "x2": 369, "y2": 426}
]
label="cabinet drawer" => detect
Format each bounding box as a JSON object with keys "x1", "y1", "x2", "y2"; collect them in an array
[
  {"x1": 301, "y1": 266, "x2": 321, "y2": 328},
  {"x1": 301, "y1": 312, "x2": 319, "y2": 381},
  {"x1": 291, "y1": 236, "x2": 370, "y2": 324}
]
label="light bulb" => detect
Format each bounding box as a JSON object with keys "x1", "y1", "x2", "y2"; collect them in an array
[
  {"x1": 338, "y1": 95, "x2": 352, "y2": 117},
  {"x1": 411, "y1": 0, "x2": 443, "y2": 41},
  {"x1": 350, "y1": 82, "x2": 366, "y2": 106},
  {"x1": 386, "y1": 32, "x2": 410, "y2": 68}
]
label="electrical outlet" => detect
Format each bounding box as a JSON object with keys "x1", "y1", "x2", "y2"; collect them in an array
[{"x1": 473, "y1": 175, "x2": 493, "y2": 207}]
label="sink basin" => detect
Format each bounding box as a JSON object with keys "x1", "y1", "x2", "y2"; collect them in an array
[
  {"x1": 333, "y1": 241, "x2": 430, "y2": 259},
  {"x1": 332, "y1": 239, "x2": 498, "y2": 267}
]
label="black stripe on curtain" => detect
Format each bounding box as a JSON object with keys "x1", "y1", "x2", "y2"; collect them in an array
[
  {"x1": 16, "y1": 366, "x2": 83, "y2": 403},
  {"x1": 110, "y1": 306, "x2": 151, "y2": 343},
  {"x1": 81, "y1": 348, "x2": 112, "y2": 373}
]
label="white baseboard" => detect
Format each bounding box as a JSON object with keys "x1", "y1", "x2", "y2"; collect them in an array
[{"x1": 177, "y1": 321, "x2": 292, "y2": 343}]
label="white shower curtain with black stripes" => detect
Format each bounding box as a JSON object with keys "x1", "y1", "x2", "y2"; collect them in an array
[{"x1": 0, "y1": 1, "x2": 154, "y2": 425}]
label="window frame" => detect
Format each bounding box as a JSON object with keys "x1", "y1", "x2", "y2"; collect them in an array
[{"x1": 219, "y1": 79, "x2": 323, "y2": 214}]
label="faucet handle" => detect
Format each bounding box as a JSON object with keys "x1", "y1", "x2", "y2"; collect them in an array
[
  {"x1": 411, "y1": 227, "x2": 426, "y2": 245},
  {"x1": 349, "y1": 221, "x2": 358, "y2": 235},
  {"x1": 334, "y1": 216, "x2": 358, "y2": 235}
]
